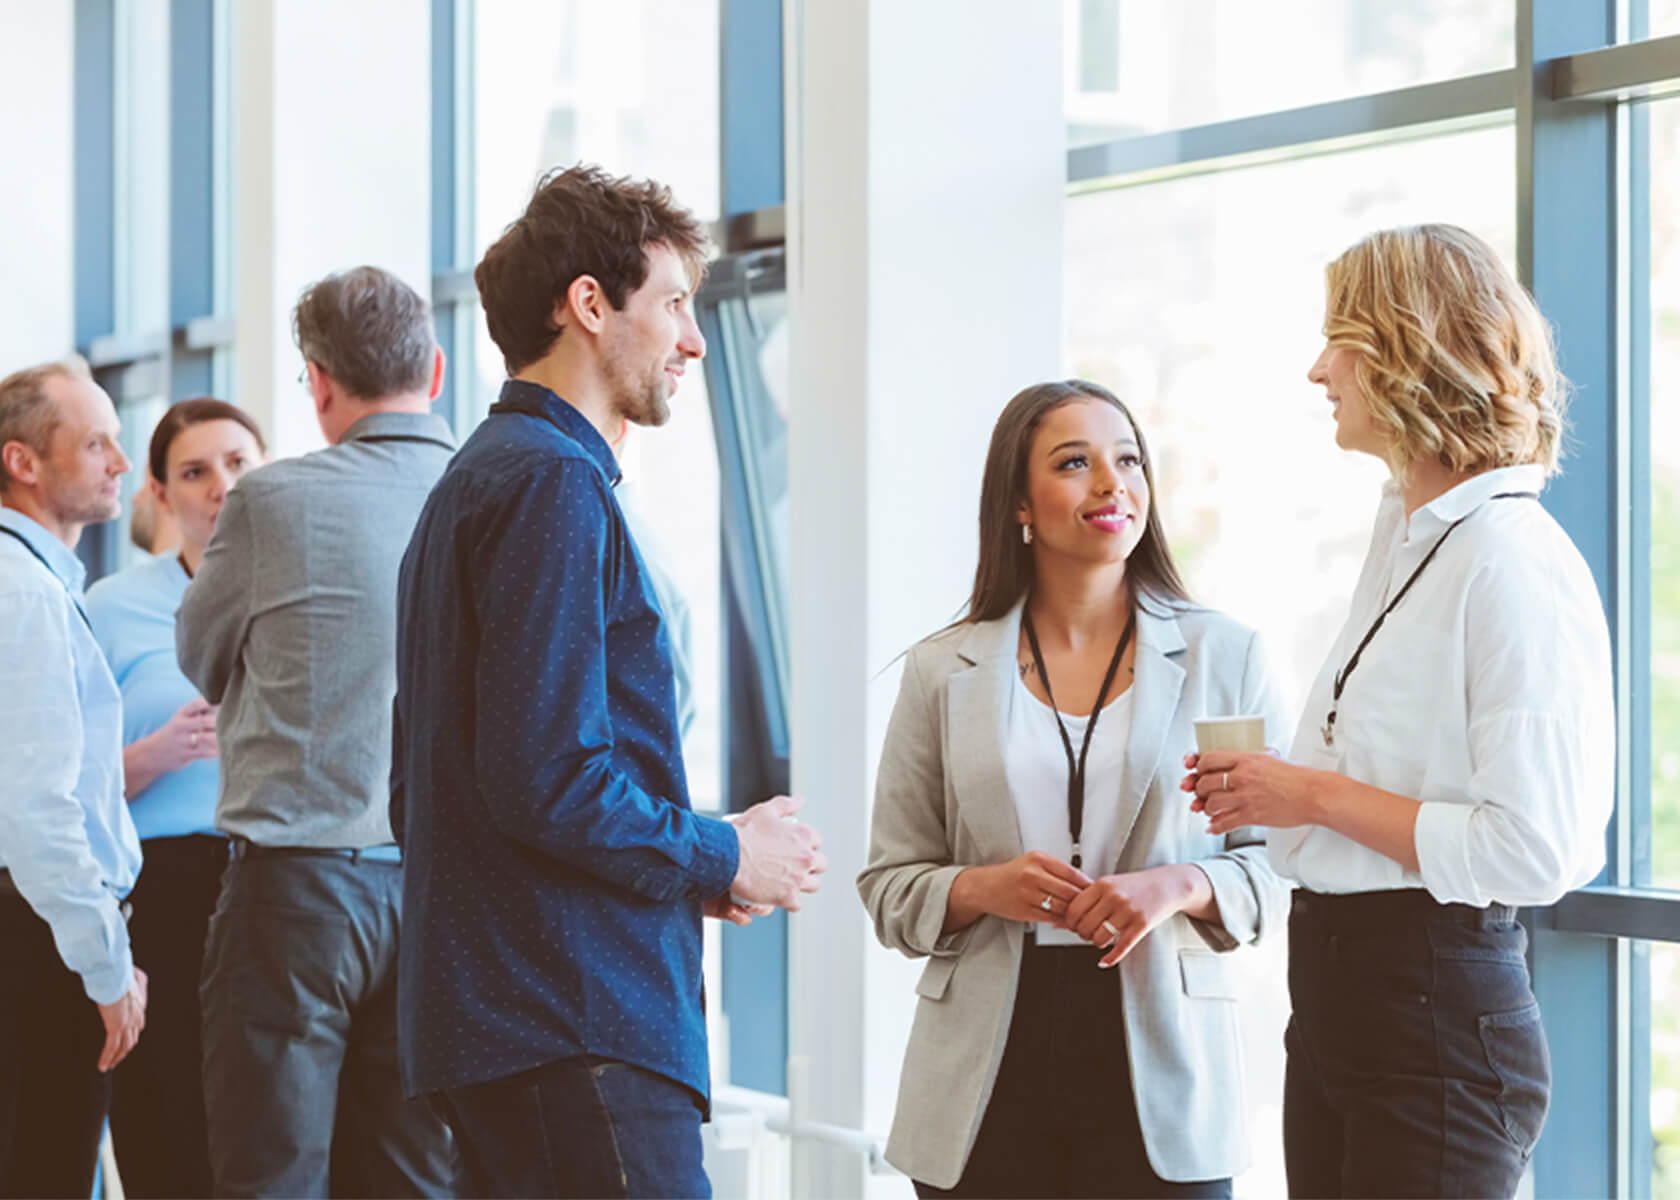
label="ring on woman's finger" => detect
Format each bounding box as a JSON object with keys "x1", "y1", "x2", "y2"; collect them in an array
[
  {"x1": 1101, "y1": 919, "x2": 1119, "y2": 937},
  {"x1": 1223, "y1": 771, "x2": 1230, "y2": 792},
  {"x1": 1039, "y1": 894, "x2": 1054, "y2": 912},
  {"x1": 190, "y1": 732, "x2": 200, "y2": 749}
]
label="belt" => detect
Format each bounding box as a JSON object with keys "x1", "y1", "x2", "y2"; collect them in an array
[
  {"x1": 1291, "y1": 887, "x2": 1517, "y2": 932},
  {"x1": 229, "y1": 838, "x2": 398, "y2": 864},
  {"x1": 0, "y1": 869, "x2": 132, "y2": 920}
]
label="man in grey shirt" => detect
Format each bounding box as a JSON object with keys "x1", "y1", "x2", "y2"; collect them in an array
[{"x1": 178, "y1": 266, "x2": 455, "y2": 1196}]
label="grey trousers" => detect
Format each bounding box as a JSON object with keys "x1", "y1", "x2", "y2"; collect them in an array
[{"x1": 199, "y1": 851, "x2": 452, "y2": 1198}]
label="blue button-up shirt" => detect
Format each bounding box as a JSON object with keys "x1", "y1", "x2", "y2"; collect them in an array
[
  {"x1": 392, "y1": 380, "x2": 739, "y2": 1101},
  {"x1": 0, "y1": 507, "x2": 141, "y2": 1004}
]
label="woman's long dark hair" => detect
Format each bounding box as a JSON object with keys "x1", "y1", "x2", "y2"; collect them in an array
[{"x1": 963, "y1": 379, "x2": 1192, "y2": 623}]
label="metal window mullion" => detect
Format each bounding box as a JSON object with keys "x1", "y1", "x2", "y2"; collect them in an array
[
  {"x1": 210, "y1": 0, "x2": 234, "y2": 399},
  {"x1": 1067, "y1": 69, "x2": 1518, "y2": 190},
  {"x1": 1553, "y1": 33, "x2": 1680, "y2": 102}
]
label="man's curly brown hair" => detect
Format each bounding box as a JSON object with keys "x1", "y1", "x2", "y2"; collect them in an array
[{"x1": 475, "y1": 164, "x2": 712, "y2": 376}]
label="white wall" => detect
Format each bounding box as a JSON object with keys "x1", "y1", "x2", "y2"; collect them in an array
[
  {"x1": 233, "y1": 0, "x2": 432, "y2": 457},
  {"x1": 785, "y1": 2, "x2": 1065, "y2": 1194},
  {"x1": 0, "y1": 0, "x2": 75, "y2": 371}
]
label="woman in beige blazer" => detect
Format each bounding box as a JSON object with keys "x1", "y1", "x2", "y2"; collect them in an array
[{"x1": 858, "y1": 380, "x2": 1291, "y2": 1197}]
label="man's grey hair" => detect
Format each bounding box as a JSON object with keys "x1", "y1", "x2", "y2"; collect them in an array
[
  {"x1": 292, "y1": 266, "x2": 435, "y2": 400},
  {"x1": 0, "y1": 355, "x2": 93, "y2": 492}
]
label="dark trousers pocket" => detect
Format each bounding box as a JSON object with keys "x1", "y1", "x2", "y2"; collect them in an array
[{"x1": 1478, "y1": 1002, "x2": 1551, "y2": 1155}]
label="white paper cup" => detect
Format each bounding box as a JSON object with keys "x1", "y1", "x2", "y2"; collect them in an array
[{"x1": 1193, "y1": 715, "x2": 1266, "y2": 755}]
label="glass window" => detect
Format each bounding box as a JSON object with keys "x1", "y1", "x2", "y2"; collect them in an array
[
  {"x1": 617, "y1": 371, "x2": 724, "y2": 812},
  {"x1": 1063, "y1": 0, "x2": 1514, "y2": 145},
  {"x1": 1065, "y1": 126, "x2": 1516, "y2": 713},
  {"x1": 1652, "y1": 940, "x2": 1680, "y2": 1197},
  {"x1": 1643, "y1": 0, "x2": 1680, "y2": 39},
  {"x1": 471, "y1": 0, "x2": 721, "y2": 414},
  {"x1": 1651, "y1": 98, "x2": 1680, "y2": 891}
]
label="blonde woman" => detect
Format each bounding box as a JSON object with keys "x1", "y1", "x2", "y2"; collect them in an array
[{"x1": 1185, "y1": 224, "x2": 1614, "y2": 1198}]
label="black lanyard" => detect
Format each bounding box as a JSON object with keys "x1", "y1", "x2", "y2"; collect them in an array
[
  {"x1": 1021, "y1": 607, "x2": 1136, "y2": 871},
  {"x1": 1321, "y1": 491, "x2": 1538, "y2": 747},
  {"x1": 0, "y1": 525, "x2": 92, "y2": 631}
]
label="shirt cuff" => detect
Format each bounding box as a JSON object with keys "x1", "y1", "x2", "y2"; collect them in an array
[
  {"x1": 81, "y1": 936, "x2": 135, "y2": 1007},
  {"x1": 689, "y1": 814, "x2": 742, "y2": 899},
  {"x1": 1413, "y1": 800, "x2": 1482, "y2": 907}
]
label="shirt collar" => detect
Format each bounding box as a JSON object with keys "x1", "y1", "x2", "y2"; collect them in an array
[
  {"x1": 495, "y1": 379, "x2": 623, "y2": 487},
  {"x1": 1409, "y1": 464, "x2": 1546, "y2": 535},
  {"x1": 0, "y1": 505, "x2": 87, "y2": 592},
  {"x1": 340, "y1": 410, "x2": 459, "y2": 450}
]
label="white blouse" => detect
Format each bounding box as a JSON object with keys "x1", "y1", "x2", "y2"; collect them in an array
[
  {"x1": 1006, "y1": 674, "x2": 1134, "y2": 945},
  {"x1": 1270, "y1": 465, "x2": 1614, "y2": 907}
]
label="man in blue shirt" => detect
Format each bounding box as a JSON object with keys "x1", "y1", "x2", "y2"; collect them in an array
[
  {"x1": 393, "y1": 165, "x2": 826, "y2": 1198},
  {"x1": 0, "y1": 358, "x2": 147, "y2": 1196}
]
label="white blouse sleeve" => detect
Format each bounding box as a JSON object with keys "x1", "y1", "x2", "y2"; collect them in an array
[{"x1": 1412, "y1": 550, "x2": 1614, "y2": 907}]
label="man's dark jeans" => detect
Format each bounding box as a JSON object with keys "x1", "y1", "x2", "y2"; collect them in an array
[
  {"x1": 199, "y1": 851, "x2": 453, "y2": 1197},
  {"x1": 439, "y1": 1055, "x2": 710, "y2": 1199},
  {"x1": 1284, "y1": 888, "x2": 1551, "y2": 1199}
]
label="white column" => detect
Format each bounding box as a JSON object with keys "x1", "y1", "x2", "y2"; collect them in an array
[
  {"x1": 0, "y1": 0, "x2": 75, "y2": 369},
  {"x1": 232, "y1": 0, "x2": 432, "y2": 457},
  {"x1": 784, "y1": 2, "x2": 1065, "y2": 1195}
]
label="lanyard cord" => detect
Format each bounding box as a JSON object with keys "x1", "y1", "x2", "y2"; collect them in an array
[
  {"x1": 1021, "y1": 606, "x2": 1137, "y2": 871},
  {"x1": 1321, "y1": 490, "x2": 1538, "y2": 746},
  {"x1": 0, "y1": 526, "x2": 92, "y2": 630}
]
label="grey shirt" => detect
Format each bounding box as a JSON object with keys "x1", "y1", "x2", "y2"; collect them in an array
[{"x1": 177, "y1": 411, "x2": 456, "y2": 848}]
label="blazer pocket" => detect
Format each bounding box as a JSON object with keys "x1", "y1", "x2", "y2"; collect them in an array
[
  {"x1": 1179, "y1": 949, "x2": 1238, "y2": 1000},
  {"x1": 915, "y1": 955, "x2": 958, "y2": 1001}
]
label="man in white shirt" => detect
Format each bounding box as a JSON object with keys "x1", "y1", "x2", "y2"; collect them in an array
[{"x1": 0, "y1": 358, "x2": 147, "y2": 1196}]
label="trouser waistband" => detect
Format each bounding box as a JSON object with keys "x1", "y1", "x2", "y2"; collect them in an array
[
  {"x1": 1290, "y1": 887, "x2": 1517, "y2": 931},
  {"x1": 228, "y1": 837, "x2": 398, "y2": 864}
]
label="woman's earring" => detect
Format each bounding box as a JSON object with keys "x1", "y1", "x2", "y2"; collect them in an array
[{"x1": 1022, "y1": 524, "x2": 1033, "y2": 545}]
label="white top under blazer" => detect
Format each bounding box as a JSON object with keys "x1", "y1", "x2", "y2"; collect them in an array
[
  {"x1": 1271, "y1": 464, "x2": 1615, "y2": 907},
  {"x1": 1006, "y1": 677, "x2": 1134, "y2": 944}
]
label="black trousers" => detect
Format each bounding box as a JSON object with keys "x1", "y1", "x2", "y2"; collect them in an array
[
  {"x1": 0, "y1": 892, "x2": 111, "y2": 1199},
  {"x1": 109, "y1": 834, "x2": 225, "y2": 1198},
  {"x1": 914, "y1": 942, "x2": 1231, "y2": 1200},
  {"x1": 1284, "y1": 888, "x2": 1550, "y2": 1199},
  {"x1": 199, "y1": 851, "x2": 453, "y2": 1198}
]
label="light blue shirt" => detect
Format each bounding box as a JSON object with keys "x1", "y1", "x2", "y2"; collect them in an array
[
  {"x1": 87, "y1": 553, "x2": 221, "y2": 841},
  {"x1": 0, "y1": 506, "x2": 141, "y2": 1004}
]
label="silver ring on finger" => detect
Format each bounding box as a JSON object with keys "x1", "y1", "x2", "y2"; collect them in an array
[
  {"x1": 190, "y1": 732, "x2": 200, "y2": 749},
  {"x1": 1040, "y1": 893, "x2": 1054, "y2": 912},
  {"x1": 1101, "y1": 919, "x2": 1119, "y2": 938},
  {"x1": 1223, "y1": 771, "x2": 1230, "y2": 792}
]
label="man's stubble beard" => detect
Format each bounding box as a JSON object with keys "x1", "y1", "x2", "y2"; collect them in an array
[{"x1": 603, "y1": 339, "x2": 672, "y2": 429}]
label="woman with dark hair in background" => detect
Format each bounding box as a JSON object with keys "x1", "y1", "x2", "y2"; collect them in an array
[
  {"x1": 859, "y1": 380, "x2": 1290, "y2": 1198},
  {"x1": 86, "y1": 397, "x2": 266, "y2": 1197},
  {"x1": 1185, "y1": 224, "x2": 1614, "y2": 1198}
]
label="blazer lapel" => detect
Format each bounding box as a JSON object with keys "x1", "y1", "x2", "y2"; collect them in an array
[
  {"x1": 1109, "y1": 606, "x2": 1186, "y2": 871},
  {"x1": 945, "y1": 604, "x2": 1025, "y2": 863}
]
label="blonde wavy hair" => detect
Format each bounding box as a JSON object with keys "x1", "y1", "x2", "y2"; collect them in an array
[{"x1": 1323, "y1": 223, "x2": 1568, "y2": 479}]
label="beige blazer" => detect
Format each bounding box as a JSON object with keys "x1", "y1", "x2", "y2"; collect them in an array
[{"x1": 857, "y1": 600, "x2": 1292, "y2": 1188}]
